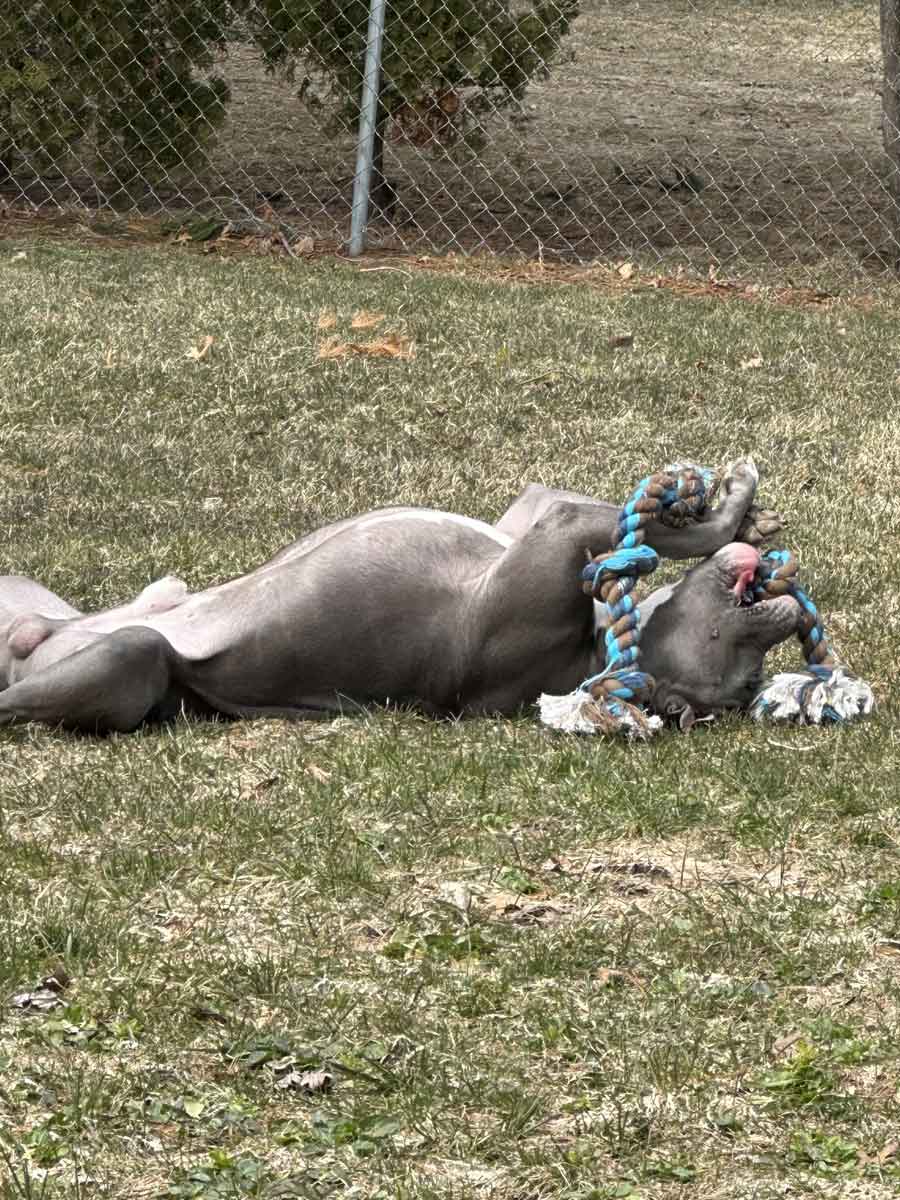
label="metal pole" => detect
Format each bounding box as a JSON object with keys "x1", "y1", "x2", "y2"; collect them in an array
[{"x1": 348, "y1": 0, "x2": 387, "y2": 257}]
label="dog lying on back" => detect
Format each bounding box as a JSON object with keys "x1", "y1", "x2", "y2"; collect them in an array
[{"x1": 0, "y1": 461, "x2": 793, "y2": 733}]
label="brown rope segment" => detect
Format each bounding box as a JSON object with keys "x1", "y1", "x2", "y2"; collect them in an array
[
  {"x1": 753, "y1": 550, "x2": 836, "y2": 668},
  {"x1": 580, "y1": 467, "x2": 716, "y2": 674},
  {"x1": 659, "y1": 468, "x2": 714, "y2": 527},
  {"x1": 581, "y1": 468, "x2": 711, "y2": 599},
  {"x1": 582, "y1": 695, "x2": 656, "y2": 735}
]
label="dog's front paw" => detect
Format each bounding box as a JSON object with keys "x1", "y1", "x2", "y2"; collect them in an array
[
  {"x1": 719, "y1": 458, "x2": 759, "y2": 499},
  {"x1": 736, "y1": 505, "x2": 784, "y2": 546}
]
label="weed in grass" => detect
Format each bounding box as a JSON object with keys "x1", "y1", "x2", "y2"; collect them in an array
[
  {"x1": 164, "y1": 1151, "x2": 317, "y2": 1199},
  {"x1": 305, "y1": 1110, "x2": 401, "y2": 1156},
  {"x1": 495, "y1": 866, "x2": 540, "y2": 895},
  {"x1": 787, "y1": 1129, "x2": 861, "y2": 1175},
  {"x1": 0, "y1": 1141, "x2": 59, "y2": 1200},
  {"x1": 756, "y1": 1041, "x2": 850, "y2": 1114},
  {"x1": 642, "y1": 1159, "x2": 696, "y2": 1183},
  {"x1": 20, "y1": 1004, "x2": 141, "y2": 1052},
  {"x1": 383, "y1": 922, "x2": 497, "y2": 963}
]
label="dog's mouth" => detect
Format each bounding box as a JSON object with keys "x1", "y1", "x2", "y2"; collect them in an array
[
  {"x1": 719, "y1": 544, "x2": 761, "y2": 607},
  {"x1": 716, "y1": 546, "x2": 801, "y2": 646},
  {"x1": 736, "y1": 574, "x2": 757, "y2": 607}
]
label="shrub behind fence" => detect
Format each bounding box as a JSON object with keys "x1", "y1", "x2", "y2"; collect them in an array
[{"x1": 1, "y1": 0, "x2": 898, "y2": 274}]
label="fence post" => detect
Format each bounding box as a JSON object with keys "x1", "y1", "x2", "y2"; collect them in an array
[{"x1": 348, "y1": 0, "x2": 387, "y2": 257}]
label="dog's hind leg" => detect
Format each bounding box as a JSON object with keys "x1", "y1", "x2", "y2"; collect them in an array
[{"x1": 0, "y1": 627, "x2": 180, "y2": 733}]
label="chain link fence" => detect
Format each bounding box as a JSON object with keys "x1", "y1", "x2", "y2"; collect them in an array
[{"x1": 1, "y1": 1, "x2": 898, "y2": 274}]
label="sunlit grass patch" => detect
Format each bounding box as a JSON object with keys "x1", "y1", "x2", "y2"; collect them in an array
[{"x1": 0, "y1": 239, "x2": 898, "y2": 1198}]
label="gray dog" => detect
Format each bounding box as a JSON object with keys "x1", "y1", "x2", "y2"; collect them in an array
[{"x1": 0, "y1": 460, "x2": 797, "y2": 733}]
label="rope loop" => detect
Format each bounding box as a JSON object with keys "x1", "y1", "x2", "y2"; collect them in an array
[{"x1": 541, "y1": 463, "x2": 717, "y2": 737}]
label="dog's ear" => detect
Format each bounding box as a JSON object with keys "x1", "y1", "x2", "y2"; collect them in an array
[
  {"x1": 651, "y1": 679, "x2": 697, "y2": 732},
  {"x1": 664, "y1": 694, "x2": 697, "y2": 732},
  {"x1": 677, "y1": 703, "x2": 697, "y2": 732}
]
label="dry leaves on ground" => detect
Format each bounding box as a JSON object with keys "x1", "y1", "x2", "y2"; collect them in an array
[
  {"x1": 317, "y1": 333, "x2": 414, "y2": 361},
  {"x1": 350, "y1": 310, "x2": 385, "y2": 329}
]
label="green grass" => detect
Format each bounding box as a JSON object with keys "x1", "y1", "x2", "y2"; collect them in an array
[{"x1": 0, "y1": 240, "x2": 898, "y2": 1199}]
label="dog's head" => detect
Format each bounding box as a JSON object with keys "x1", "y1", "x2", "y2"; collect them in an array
[{"x1": 637, "y1": 543, "x2": 800, "y2": 726}]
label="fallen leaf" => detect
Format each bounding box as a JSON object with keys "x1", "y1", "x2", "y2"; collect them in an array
[
  {"x1": 607, "y1": 333, "x2": 634, "y2": 349},
  {"x1": 41, "y1": 966, "x2": 70, "y2": 993},
  {"x1": 0, "y1": 461, "x2": 48, "y2": 477},
  {"x1": 875, "y1": 938, "x2": 900, "y2": 956},
  {"x1": 772, "y1": 1030, "x2": 803, "y2": 1055},
  {"x1": 596, "y1": 967, "x2": 646, "y2": 990},
  {"x1": 357, "y1": 334, "x2": 414, "y2": 359},
  {"x1": 298, "y1": 1068, "x2": 333, "y2": 1094},
  {"x1": 276, "y1": 1067, "x2": 334, "y2": 1094},
  {"x1": 317, "y1": 333, "x2": 414, "y2": 361},
  {"x1": 509, "y1": 903, "x2": 563, "y2": 926},
  {"x1": 351, "y1": 310, "x2": 385, "y2": 330},
  {"x1": 439, "y1": 881, "x2": 472, "y2": 915},
  {"x1": 740, "y1": 354, "x2": 764, "y2": 370},
  {"x1": 482, "y1": 891, "x2": 525, "y2": 916},
  {"x1": 11, "y1": 965, "x2": 71, "y2": 1011},
  {"x1": 606, "y1": 861, "x2": 672, "y2": 881},
  {"x1": 317, "y1": 336, "x2": 351, "y2": 359},
  {"x1": 186, "y1": 335, "x2": 214, "y2": 361},
  {"x1": 306, "y1": 763, "x2": 331, "y2": 783},
  {"x1": 617, "y1": 261, "x2": 636, "y2": 280},
  {"x1": 296, "y1": 236, "x2": 315, "y2": 254},
  {"x1": 189, "y1": 1004, "x2": 230, "y2": 1025},
  {"x1": 316, "y1": 310, "x2": 337, "y2": 331},
  {"x1": 11, "y1": 250, "x2": 27, "y2": 262},
  {"x1": 878, "y1": 1141, "x2": 899, "y2": 1163},
  {"x1": 11, "y1": 988, "x2": 63, "y2": 1012}
]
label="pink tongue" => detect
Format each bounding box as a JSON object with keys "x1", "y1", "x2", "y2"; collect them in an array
[
  {"x1": 733, "y1": 567, "x2": 755, "y2": 603},
  {"x1": 721, "y1": 543, "x2": 760, "y2": 603}
]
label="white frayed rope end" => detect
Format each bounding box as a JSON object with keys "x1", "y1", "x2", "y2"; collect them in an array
[
  {"x1": 538, "y1": 689, "x2": 663, "y2": 738},
  {"x1": 751, "y1": 668, "x2": 874, "y2": 725}
]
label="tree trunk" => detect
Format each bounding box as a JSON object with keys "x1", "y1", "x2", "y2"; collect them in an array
[{"x1": 881, "y1": 0, "x2": 900, "y2": 217}]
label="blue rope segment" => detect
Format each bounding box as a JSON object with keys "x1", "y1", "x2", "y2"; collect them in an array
[
  {"x1": 574, "y1": 465, "x2": 717, "y2": 723},
  {"x1": 754, "y1": 548, "x2": 834, "y2": 668},
  {"x1": 580, "y1": 545, "x2": 659, "y2": 586}
]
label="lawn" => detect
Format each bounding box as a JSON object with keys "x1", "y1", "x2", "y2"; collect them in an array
[{"x1": 0, "y1": 239, "x2": 898, "y2": 1200}]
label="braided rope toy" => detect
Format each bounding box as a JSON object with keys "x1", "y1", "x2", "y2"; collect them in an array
[
  {"x1": 538, "y1": 466, "x2": 874, "y2": 737},
  {"x1": 539, "y1": 464, "x2": 715, "y2": 737},
  {"x1": 749, "y1": 550, "x2": 874, "y2": 724}
]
